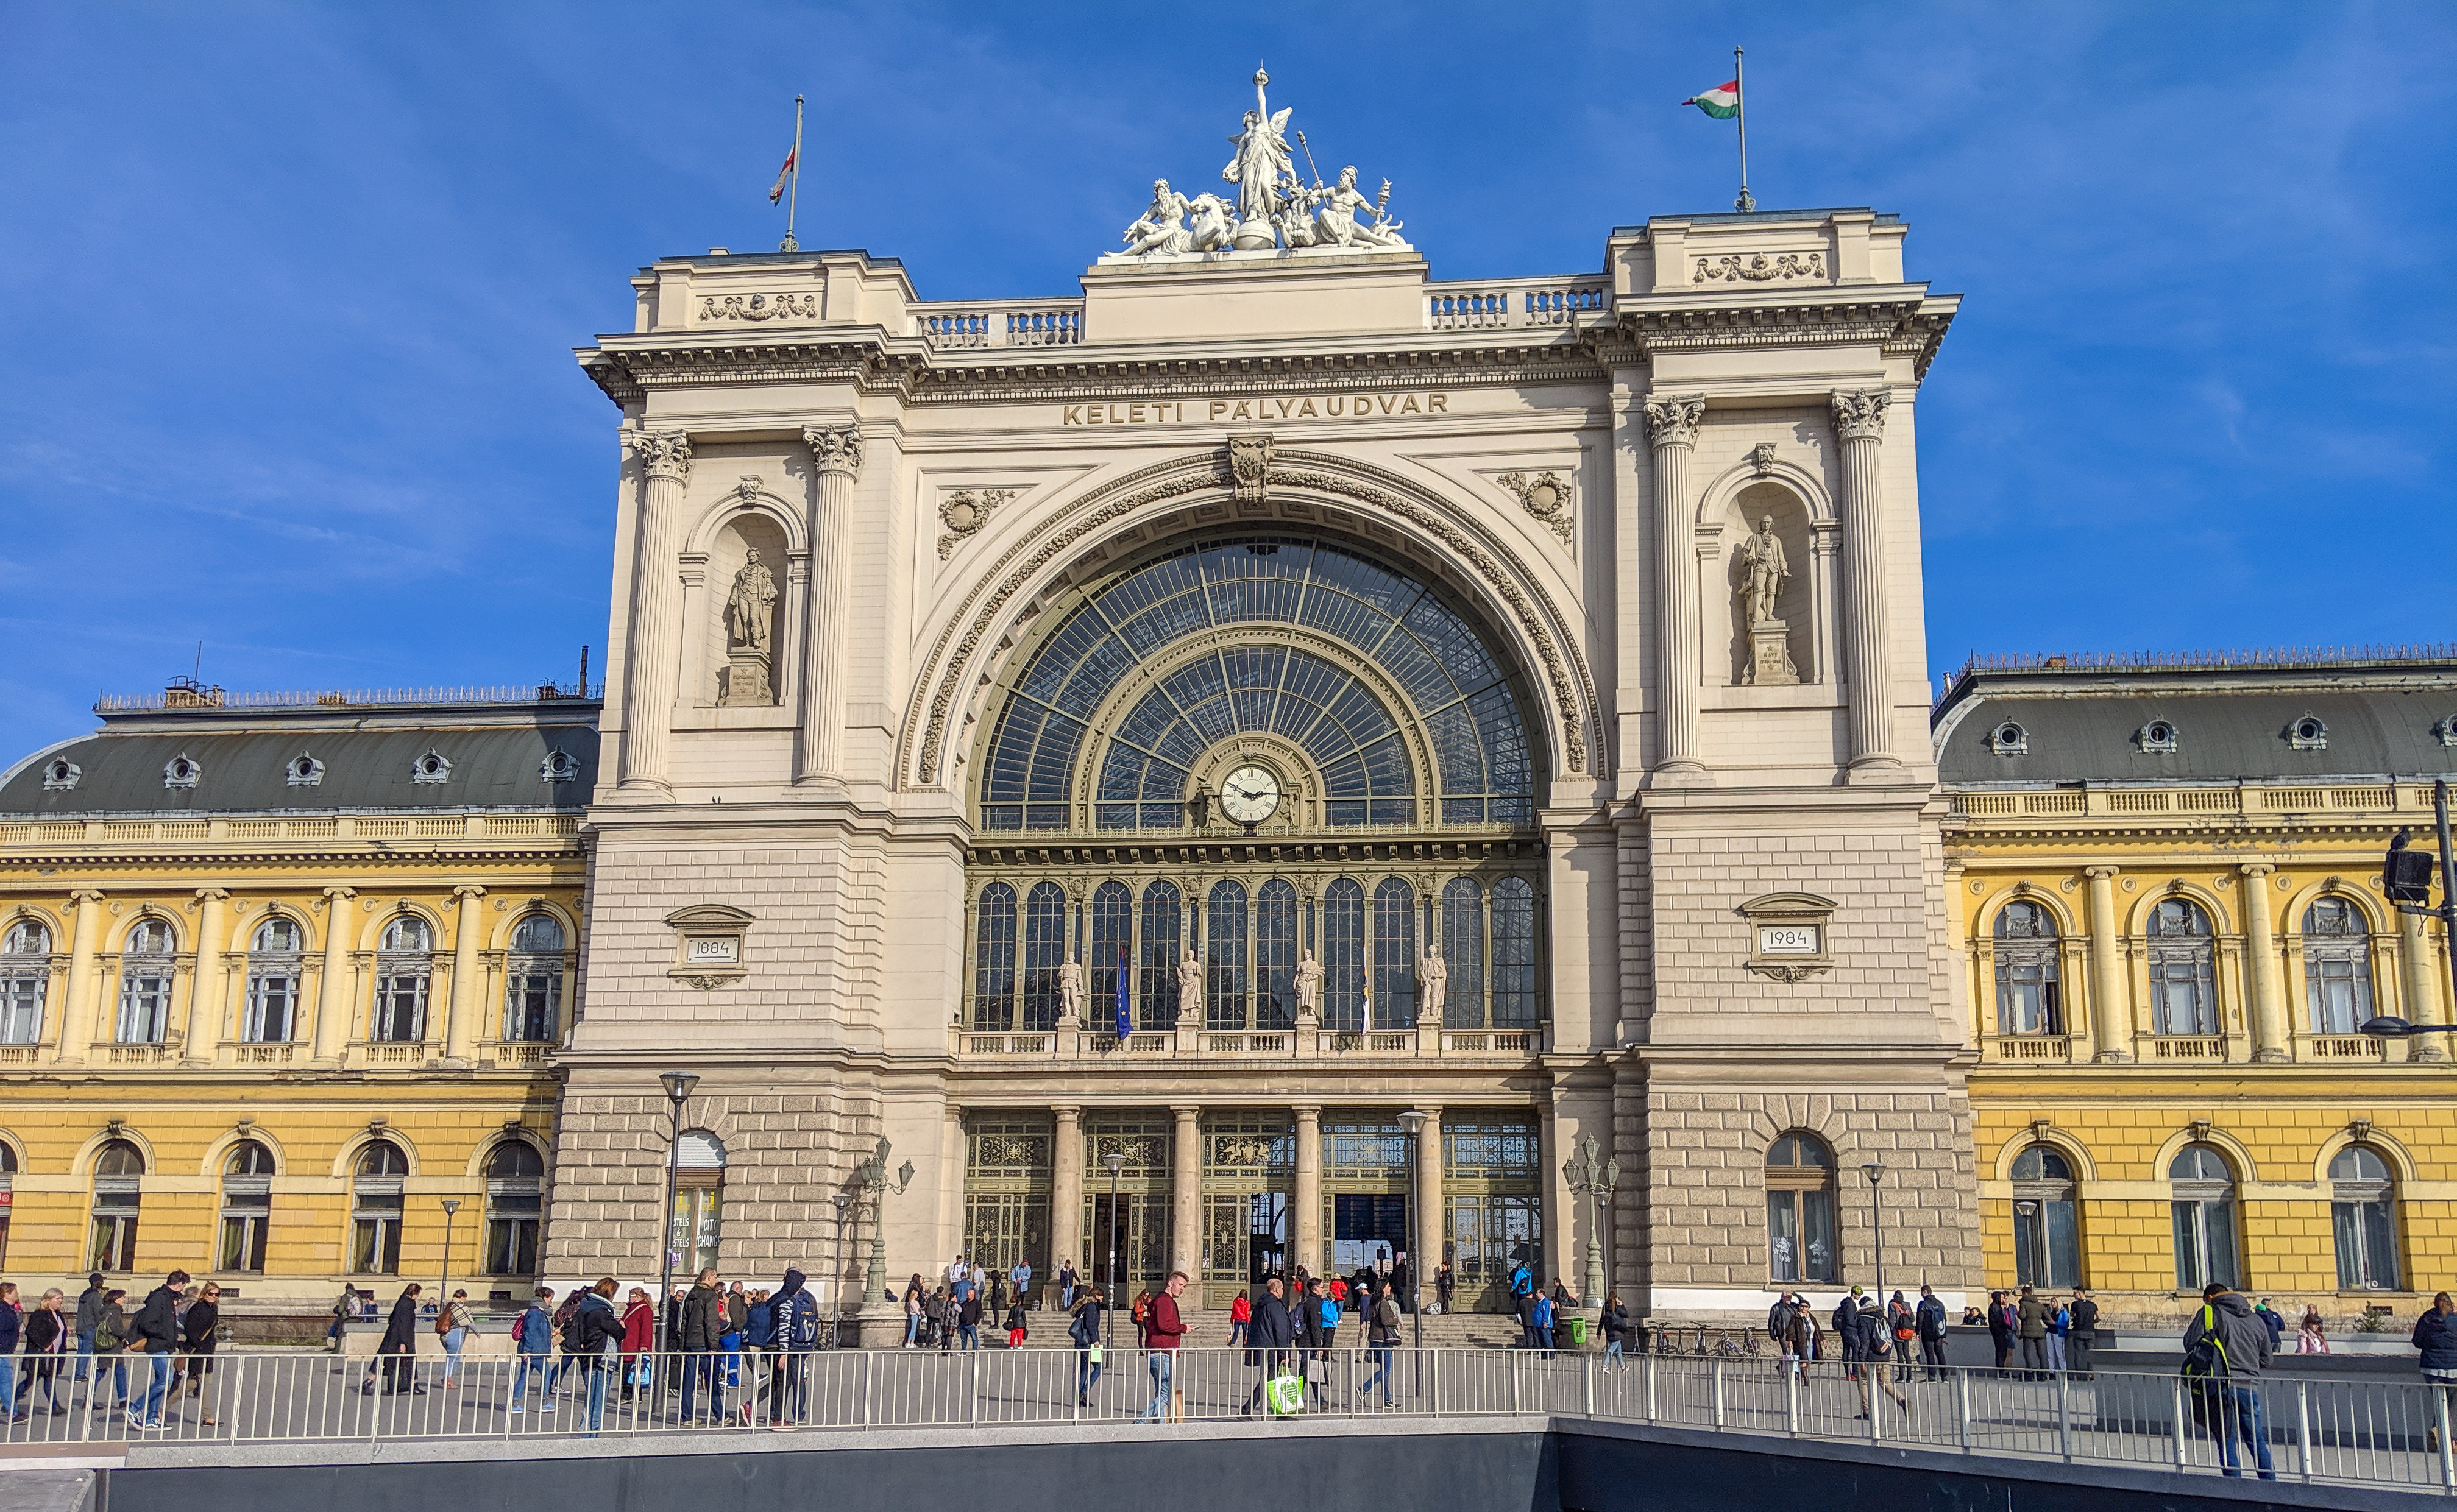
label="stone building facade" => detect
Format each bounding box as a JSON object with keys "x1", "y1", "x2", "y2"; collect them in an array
[{"x1": 545, "y1": 80, "x2": 1980, "y2": 1330}]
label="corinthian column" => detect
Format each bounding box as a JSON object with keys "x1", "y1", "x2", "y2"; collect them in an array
[
  {"x1": 186, "y1": 888, "x2": 230, "y2": 1064},
  {"x1": 1171, "y1": 1105, "x2": 1202, "y2": 1279},
  {"x1": 1830, "y1": 390, "x2": 1901, "y2": 775},
  {"x1": 444, "y1": 885, "x2": 488, "y2": 1066},
  {"x1": 313, "y1": 886, "x2": 356, "y2": 1063},
  {"x1": 618, "y1": 429, "x2": 693, "y2": 792},
  {"x1": 1642, "y1": 393, "x2": 1708, "y2": 781},
  {"x1": 2239, "y1": 865, "x2": 2288, "y2": 1061},
  {"x1": 799, "y1": 425, "x2": 864, "y2": 785},
  {"x1": 2083, "y1": 866, "x2": 2130, "y2": 1062},
  {"x1": 57, "y1": 888, "x2": 104, "y2": 1062}
]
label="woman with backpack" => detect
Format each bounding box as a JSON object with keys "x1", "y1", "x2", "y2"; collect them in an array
[
  {"x1": 1069, "y1": 1286, "x2": 1105, "y2": 1406},
  {"x1": 1356, "y1": 1285, "x2": 1402, "y2": 1407},
  {"x1": 437, "y1": 1289, "x2": 475, "y2": 1390}
]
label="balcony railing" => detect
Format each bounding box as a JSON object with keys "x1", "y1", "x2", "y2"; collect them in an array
[
  {"x1": 1425, "y1": 280, "x2": 1608, "y2": 331},
  {"x1": 955, "y1": 1022, "x2": 1541, "y2": 1059},
  {"x1": 915, "y1": 302, "x2": 1085, "y2": 349},
  {"x1": 0, "y1": 814, "x2": 581, "y2": 846},
  {"x1": 1980, "y1": 1034, "x2": 2074, "y2": 1064},
  {"x1": 2148, "y1": 1035, "x2": 2228, "y2": 1061},
  {"x1": 1949, "y1": 781, "x2": 2443, "y2": 823}
]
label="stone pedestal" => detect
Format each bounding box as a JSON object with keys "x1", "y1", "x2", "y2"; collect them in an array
[
  {"x1": 1745, "y1": 620, "x2": 1800, "y2": 686},
  {"x1": 720, "y1": 651, "x2": 773, "y2": 707}
]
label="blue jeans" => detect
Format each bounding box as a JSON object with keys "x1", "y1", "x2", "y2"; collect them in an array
[
  {"x1": 1077, "y1": 1348, "x2": 1101, "y2": 1399},
  {"x1": 511, "y1": 1354, "x2": 552, "y2": 1408},
  {"x1": 1136, "y1": 1351, "x2": 1175, "y2": 1421},
  {"x1": 2214, "y1": 1385, "x2": 2276, "y2": 1478},
  {"x1": 905, "y1": 1315, "x2": 921, "y2": 1346},
  {"x1": 1228, "y1": 1320, "x2": 1246, "y2": 1347},
  {"x1": 583, "y1": 1362, "x2": 609, "y2": 1436},
  {"x1": 441, "y1": 1327, "x2": 467, "y2": 1383},
  {"x1": 1604, "y1": 1340, "x2": 1624, "y2": 1368},
  {"x1": 681, "y1": 1353, "x2": 724, "y2": 1421},
  {"x1": 74, "y1": 1329, "x2": 94, "y2": 1384},
  {"x1": 1359, "y1": 1346, "x2": 1394, "y2": 1402},
  {"x1": 135, "y1": 1353, "x2": 172, "y2": 1425},
  {"x1": 959, "y1": 1324, "x2": 979, "y2": 1351},
  {"x1": 0, "y1": 1358, "x2": 15, "y2": 1413}
]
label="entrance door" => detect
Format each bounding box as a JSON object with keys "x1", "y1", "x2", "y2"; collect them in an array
[
  {"x1": 1330, "y1": 1192, "x2": 1410, "y2": 1276},
  {"x1": 1087, "y1": 1193, "x2": 1166, "y2": 1289}
]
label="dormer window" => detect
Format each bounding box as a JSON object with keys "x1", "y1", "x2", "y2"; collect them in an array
[
  {"x1": 2436, "y1": 716, "x2": 2457, "y2": 749},
  {"x1": 1988, "y1": 721, "x2": 2028, "y2": 757},
  {"x1": 539, "y1": 750, "x2": 580, "y2": 783},
  {"x1": 163, "y1": 754, "x2": 201, "y2": 790},
  {"x1": 42, "y1": 758, "x2": 80, "y2": 791},
  {"x1": 411, "y1": 751, "x2": 452, "y2": 785},
  {"x1": 2289, "y1": 715, "x2": 2328, "y2": 751},
  {"x1": 2138, "y1": 719, "x2": 2179, "y2": 754},
  {"x1": 285, "y1": 754, "x2": 325, "y2": 788}
]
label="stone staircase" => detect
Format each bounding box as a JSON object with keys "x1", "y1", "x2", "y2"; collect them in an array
[{"x1": 996, "y1": 1305, "x2": 1526, "y2": 1350}]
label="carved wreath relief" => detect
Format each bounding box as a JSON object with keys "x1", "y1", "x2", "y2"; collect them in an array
[
  {"x1": 1495, "y1": 470, "x2": 1573, "y2": 546},
  {"x1": 937, "y1": 487, "x2": 1018, "y2": 559}
]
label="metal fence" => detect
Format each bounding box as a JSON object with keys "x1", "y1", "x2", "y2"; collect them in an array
[{"x1": 6, "y1": 1346, "x2": 2452, "y2": 1493}]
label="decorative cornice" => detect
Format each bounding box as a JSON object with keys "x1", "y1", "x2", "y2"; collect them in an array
[
  {"x1": 803, "y1": 423, "x2": 865, "y2": 480},
  {"x1": 626, "y1": 428, "x2": 693, "y2": 483},
  {"x1": 1642, "y1": 394, "x2": 1707, "y2": 450},
  {"x1": 1830, "y1": 389, "x2": 1890, "y2": 443}
]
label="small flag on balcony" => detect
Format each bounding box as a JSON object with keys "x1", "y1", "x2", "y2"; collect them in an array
[
  {"x1": 1116, "y1": 945, "x2": 1133, "y2": 1042},
  {"x1": 1682, "y1": 80, "x2": 1740, "y2": 119}
]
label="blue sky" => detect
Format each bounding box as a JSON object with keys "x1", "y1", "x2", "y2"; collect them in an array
[{"x1": 2, "y1": 2, "x2": 2451, "y2": 760}]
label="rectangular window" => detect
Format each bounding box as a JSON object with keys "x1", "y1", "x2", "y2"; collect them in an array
[
  {"x1": 486, "y1": 1198, "x2": 542, "y2": 1276},
  {"x1": 218, "y1": 1213, "x2": 269, "y2": 1272},
  {"x1": 669, "y1": 1181, "x2": 721, "y2": 1276},
  {"x1": 372, "y1": 972, "x2": 427, "y2": 1042},
  {"x1": 2150, "y1": 952, "x2": 2216, "y2": 1036},
  {"x1": 2171, "y1": 1199, "x2": 2238, "y2": 1291},
  {"x1": 2333, "y1": 1197, "x2": 2400, "y2": 1291},
  {"x1": 90, "y1": 1212, "x2": 138, "y2": 1272},
  {"x1": 502, "y1": 970, "x2": 560, "y2": 1043},
  {"x1": 116, "y1": 969, "x2": 171, "y2": 1044},
  {"x1": 0, "y1": 970, "x2": 44, "y2": 1044},
  {"x1": 352, "y1": 1214, "x2": 402, "y2": 1274},
  {"x1": 1766, "y1": 1187, "x2": 1836, "y2": 1283},
  {"x1": 242, "y1": 971, "x2": 297, "y2": 1043}
]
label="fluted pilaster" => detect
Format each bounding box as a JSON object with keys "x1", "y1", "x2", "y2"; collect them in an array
[
  {"x1": 2083, "y1": 866, "x2": 2130, "y2": 1062},
  {"x1": 313, "y1": 886, "x2": 356, "y2": 1063},
  {"x1": 619, "y1": 429, "x2": 692, "y2": 791},
  {"x1": 800, "y1": 424, "x2": 863, "y2": 784},
  {"x1": 444, "y1": 884, "x2": 487, "y2": 1065},
  {"x1": 2241, "y1": 866, "x2": 2288, "y2": 1061},
  {"x1": 1831, "y1": 389, "x2": 1899, "y2": 774},
  {"x1": 187, "y1": 888, "x2": 229, "y2": 1063},
  {"x1": 58, "y1": 888, "x2": 104, "y2": 1062},
  {"x1": 1643, "y1": 393, "x2": 1708, "y2": 780}
]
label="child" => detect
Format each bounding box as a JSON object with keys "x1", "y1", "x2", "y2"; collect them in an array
[
  {"x1": 1229, "y1": 1287, "x2": 1252, "y2": 1347},
  {"x1": 2297, "y1": 1307, "x2": 2330, "y2": 1354}
]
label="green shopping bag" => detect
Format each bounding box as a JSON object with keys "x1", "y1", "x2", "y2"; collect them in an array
[{"x1": 1266, "y1": 1371, "x2": 1307, "y2": 1415}]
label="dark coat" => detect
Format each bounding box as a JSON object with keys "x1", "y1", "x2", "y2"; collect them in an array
[
  {"x1": 681, "y1": 1283, "x2": 726, "y2": 1352},
  {"x1": 0, "y1": 1301, "x2": 17, "y2": 1355},
  {"x1": 1294, "y1": 1293, "x2": 1324, "y2": 1348},
  {"x1": 1249, "y1": 1290, "x2": 1296, "y2": 1349},
  {"x1": 2068, "y1": 1297, "x2": 2099, "y2": 1337},
  {"x1": 1916, "y1": 1296, "x2": 1949, "y2": 1340},
  {"x1": 2182, "y1": 1291, "x2": 2272, "y2": 1379},
  {"x1": 2414, "y1": 1309, "x2": 2457, "y2": 1372},
  {"x1": 75, "y1": 1285, "x2": 107, "y2": 1337},
  {"x1": 130, "y1": 1285, "x2": 180, "y2": 1352},
  {"x1": 573, "y1": 1291, "x2": 625, "y2": 1359},
  {"x1": 24, "y1": 1307, "x2": 65, "y2": 1355},
  {"x1": 182, "y1": 1299, "x2": 219, "y2": 1356},
  {"x1": 378, "y1": 1292, "x2": 420, "y2": 1354}
]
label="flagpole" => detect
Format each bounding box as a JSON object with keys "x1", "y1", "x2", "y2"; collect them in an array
[
  {"x1": 1732, "y1": 47, "x2": 1754, "y2": 213},
  {"x1": 781, "y1": 95, "x2": 805, "y2": 252}
]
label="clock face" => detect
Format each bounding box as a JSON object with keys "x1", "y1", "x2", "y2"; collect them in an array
[{"x1": 1218, "y1": 765, "x2": 1282, "y2": 825}]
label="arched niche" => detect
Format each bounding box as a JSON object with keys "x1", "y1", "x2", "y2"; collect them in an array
[
  {"x1": 1715, "y1": 479, "x2": 1825, "y2": 688},
  {"x1": 700, "y1": 511, "x2": 791, "y2": 708}
]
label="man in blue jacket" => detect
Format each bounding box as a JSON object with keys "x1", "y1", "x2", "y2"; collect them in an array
[
  {"x1": 764, "y1": 1269, "x2": 817, "y2": 1430},
  {"x1": 509, "y1": 1287, "x2": 556, "y2": 1413}
]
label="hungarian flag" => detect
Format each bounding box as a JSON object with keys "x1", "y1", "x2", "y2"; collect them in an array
[
  {"x1": 767, "y1": 144, "x2": 796, "y2": 205},
  {"x1": 1682, "y1": 80, "x2": 1740, "y2": 119}
]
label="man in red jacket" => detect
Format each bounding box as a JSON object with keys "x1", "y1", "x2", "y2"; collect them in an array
[{"x1": 1136, "y1": 1271, "x2": 1188, "y2": 1422}]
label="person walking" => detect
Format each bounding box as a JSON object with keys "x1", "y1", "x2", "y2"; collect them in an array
[
  {"x1": 1290, "y1": 1278, "x2": 1323, "y2": 1404},
  {"x1": 16, "y1": 1289, "x2": 69, "y2": 1419},
  {"x1": 125, "y1": 1270, "x2": 188, "y2": 1430},
  {"x1": 180, "y1": 1282, "x2": 221, "y2": 1426},
  {"x1": 1509, "y1": 1259, "x2": 1539, "y2": 1349},
  {"x1": 1531, "y1": 1287, "x2": 1555, "y2": 1359},
  {"x1": 2182, "y1": 1282, "x2": 2274, "y2": 1480},
  {"x1": 619, "y1": 1287, "x2": 654, "y2": 1403},
  {"x1": 326, "y1": 1282, "x2": 356, "y2": 1354},
  {"x1": 1010, "y1": 1257, "x2": 1034, "y2": 1311},
  {"x1": 1069, "y1": 1285, "x2": 1105, "y2": 1407},
  {"x1": 764, "y1": 1268, "x2": 818, "y2": 1429},
  {"x1": 2255, "y1": 1298, "x2": 2287, "y2": 1357},
  {"x1": 1853, "y1": 1296, "x2": 1908, "y2": 1418},
  {"x1": 90, "y1": 1289, "x2": 131, "y2": 1416},
  {"x1": 1986, "y1": 1291, "x2": 2015, "y2": 1374},
  {"x1": 509, "y1": 1288, "x2": 556, "y2": 1414},
  {"x1": 1600, "y1": 1295, "x2": 1631, "y2": 1371},
  {"x1": 1004, "y1": 1294, "x2": 1029, "y2": 1349},
  {"x1": 1915, "y1": 1284, "x2": 1949, "y2": 1381},
  {"x1": 1784, "y1": 1296, "x2": 1819, "y2": 1374},
  {"x1": 2015, "y1": 1285, "x2": 2048, "y2": 1378},
  {"x1": 72, "y1": 1273, "x2": 105, "y2": 1393},
  {"x1": 570, "y1": 1279, "x2": 625, "y2": 1438},
  {"x1": 364, "y1": 1283, "x2": 424, "y2": 1398},
  {"x1": 1058, "y1": 1260, "x2": 1079, "y2": 1312},
  {"x1": 1435, "y1": 1261, "x2": 1455, "y2": 1317},
  {"x1": 1229, "y1": 1287, "x2": 1251, "y2": 1347},
  {"x1": 1135, "y1": 1271, "x2": 1187, "y2": 1423},
  {"x1": 2067, "y1": 1287, "x2": 2100, "y2": 1377},
  {"x1": 438, "y1": 1289, "x2": 475, "y2": 1390},
  {"x1": 2414, "y1": 1291, "x2": 2457, "y2": 1452},
  {"x1": 0, "y1": 1283, "x2": 18, "y2": 1419},
  {"x1": 1356, "y1": 1282, "x2": 1402, "y2": 1407},
  {"x1": 957, "y1": 1285, "x2": 984, "y2": 1352},
  {"x1": 681, "y1": 1268, "x2": 727, "y2": 1424},
  {"x1": 1244, "y1": 1275, "x2": 1296, "y2": 1415}
]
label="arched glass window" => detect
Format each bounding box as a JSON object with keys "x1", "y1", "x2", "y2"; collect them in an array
[
  {"x1": 1371, "y1": 878, "x2": 1417, "y2": 1030},
  {"x1": 2010, "y1": 1145, "x2": 2081, "y2": 1287},
  {"x1": 1089, "y1": 882, "x2": 1133, "y2": 1026},
  {"x1": 1442, "y1": 880, "x2": 1485, "y2": 1030},
  {"x1": 1207, "y1": 881, "x2": 1249, "y2": 1030},
  {"x1": 503, "y1": 914, "x2": 566, "y2": 1044},
  {"x1": 2147, "y1": 899, "x2": 2218, "y2": 1036},
  {"x1": 1, "y1": 918, "x2": 49, "y2": 1045},
  {"x1": 351, "y1": 1140, "x2": 409, "y2": 1274},
  {"x1": 90, "y1": 1137, "x2": 144, "y2": 1271},
  {"x1": 1020, "y1": 883, "x2": 1068, "y2": 1033},
  {"x1": 484, "y1": 1140, "x2": 546, "y2": 1276},
  {"x1": 2169, "y1": 1144, "x2": 2239, "y2": 1291},
  {"x1": 2330, "y1": 1146, "x2": 2400, "y2": 1291},
  {"x1": 1765, "y1": 1134, "x2": 1837, "y2": 1283},
  {"x1": 2303, "y1": 897, "x2": 2374, "y2": 1034},
  {"x1": 243, "y1": 916, "x2": 303, "y2": 1044},
  {"x1": 116, "y1": 918, "x2": 176, "y2": 1044},
  {"x1": 1993, "y1": 901, "x2": 2061, "y2": 1035},
  {"x1": 1255, "y1": 880, "x2": 1298, "y2": 1031},
  {"x1": 218, "y1": 1140, "x2": 274, "y2": 1272},
  {"x1": 669, "y1": 1130, "x2": 725, "y2": 1277},
  {"x1": 1491, "y1": 878, "x2": 1538, "y2": 1030},
  {"x1": 972, "y1": 883, "x2": 1017, "y2": 1030},
  {"x1": 372, "y1": 917, "x2": 433, "y2": 1044},
  {"x1": 1136, "y1": 881, "x2": 1180, "y2": 1031},
  {"x1": 1321, "y1": 879, "x2": 1366, "y2": 1031}
]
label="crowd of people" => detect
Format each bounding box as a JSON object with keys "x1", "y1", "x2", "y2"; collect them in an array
[{"x1": 0, "y1": 1271, "x2": 222, "y2": 1429}]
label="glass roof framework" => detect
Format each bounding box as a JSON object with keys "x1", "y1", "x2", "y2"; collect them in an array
[{"x1": 978, "y1": 537, "x2": 1537, "y2": 833}]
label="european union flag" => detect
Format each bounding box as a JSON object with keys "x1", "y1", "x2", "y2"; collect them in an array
[{"x1": 1115, "y1": 945, "x2": 1132, "y2": 1041}]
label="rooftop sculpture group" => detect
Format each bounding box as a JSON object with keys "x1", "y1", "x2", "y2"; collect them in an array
[{"x1": 1104, "y1": 69, "x2": 1409, "y2": 263}]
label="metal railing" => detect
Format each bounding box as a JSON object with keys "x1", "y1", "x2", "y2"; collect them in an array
[{"x1": 10, "y1": 1347, "x2": 2451, "y2": 1493}]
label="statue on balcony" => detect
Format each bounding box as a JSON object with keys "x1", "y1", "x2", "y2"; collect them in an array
[
  {"x1": 1316, "y1": 166, "x2": 1406, "y2": 250},
  {"x1": 1058, "y1": 956, "x2": 1084, "y2": 1026},
  {"x1": 1417, "y1": 947, "x2": 1447, "y2": 1026},
  {"x1": 1177, "y1": 947, "x2": 1204, "y2": 1022},
  {"x1": 1294, "y1": 949, "x2": 1322, "y2": 1022}
]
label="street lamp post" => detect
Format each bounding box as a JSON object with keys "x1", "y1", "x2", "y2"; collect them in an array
[
  {"x1": 1101, "y1": 1150, "x2": 1126, "y2": 1354},
  {"x1": 1398, "y1": 1111, "x2": 1427, "y2": 1354},
  {"x1": 1561, "y1": 1133, "x2": 1619, "y2": 1316},
  {"x1": 856, "y1": 1137, "x2": 915, "y2": 1318},
  {"x1": 1862, "y1": 1161, "x2": 1888, "y2": 1312},
  {"x1": 438, "y1": 1198, "x2": 461, "y2": 1320},
  {"x1": 829, "y1": 1191, "x2": 852, "y2": 1335},
  {"x1": 655, "y1": 1071, "x2": 700, "y2": 1354}
]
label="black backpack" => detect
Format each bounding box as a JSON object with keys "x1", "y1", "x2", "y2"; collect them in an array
[{"x1": 561, "y1": 1301, "x2": 592, "y2": 1354}]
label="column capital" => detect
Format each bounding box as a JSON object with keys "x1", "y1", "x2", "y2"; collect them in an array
[
  {"x1": 452, "y1": 884, "x2": 488, "y2": 902},
  {"x1": 626, "y1": 427, "x2": 694, "y2": 482},
  {"x1": 2238, "y1": 863, "x2": 2275, "y2": 880},
  {"x1": 1641, "y1": 392, "x2": 1707, "y2": 450},
  {"x1": 1049, "y1": 1103, "x2": 1082, "y2": 1118},
  {"x1": 319, "y1": 885, "x2": 355, "y2": 908},
  {"x1": 1291, "y1": 1103, "x2": 1322, "y2": 1121},
  {"x1": 193, "y1": 887, "x2": 230, "y2": 904},
  {"x1": 69, "y1": 888, "x2": 105, "y2": 905},
  {"x1": 803, "y1": 423, "x2": 865, "y2": 479},
  {"x1": 1170, "y1": 1103, "x2": 1202, "y2": 1119},
  {"x1": 2082, "y1": 865, "x2": 2121, "y2": 881},
  {"x1": 1829, "y1": 388, "x2": 1891, "y2": 443}
]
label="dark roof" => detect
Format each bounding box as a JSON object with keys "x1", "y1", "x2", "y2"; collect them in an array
[
  {"x1": 1936, "y1": 677, "x2": 2457, "y2": 786},
  {"x1": 1, "y1": 708, "x2": 600, "y2": 818}
]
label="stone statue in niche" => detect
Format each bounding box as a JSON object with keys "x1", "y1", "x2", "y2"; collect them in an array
[
  {"x1": 1294, "y1": 949, "x2": 1322, "y2": 1022},
  {"x1": 720, "y1": 548, "x2": 779, "y2": 705},
  {"x1": 1417, "y1": 947, "x2": 1447, "y2": 1026},
  {"x1": 1058, "y1": 956, "x2": 1084, "y2": 1026},
  {"x1": 1177, "y1": 947, "x2": 1204, "y2": 1022},
  {"x1": 1737, "y1": 515, "x2": 1801, "y2": 687}
]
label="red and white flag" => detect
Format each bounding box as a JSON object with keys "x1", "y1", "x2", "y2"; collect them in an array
[{"x1": 768, "y1": 144, "x2": 796, "y2": 205}]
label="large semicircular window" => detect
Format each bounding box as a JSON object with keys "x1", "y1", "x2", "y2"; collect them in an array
[{"x1": 979, "y1": 537, "x2": 1534, "y2": 832}]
